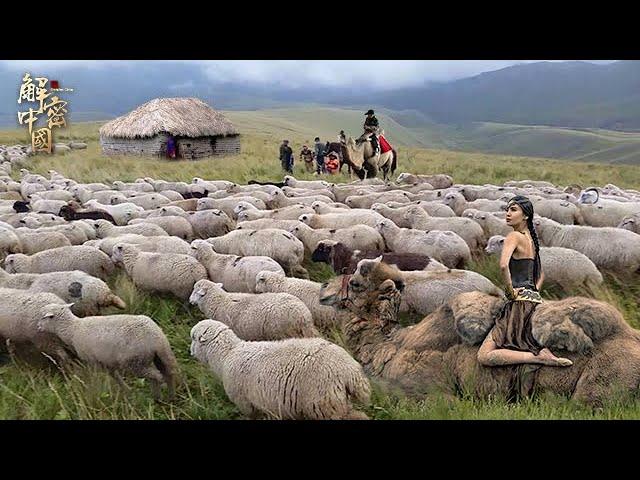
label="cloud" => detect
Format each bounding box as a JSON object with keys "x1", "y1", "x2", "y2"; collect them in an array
[{"x1": 0, "y1": 60, "x2": 619, "y2": 89}]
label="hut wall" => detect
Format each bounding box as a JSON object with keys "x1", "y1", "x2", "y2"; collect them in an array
[
  {"x1": 213, "y1": 135, "x2": 241, "y2": 155},
  {"x1": 176, "y1": 137, "x2": 215, "y2": 159},
  {"x1": 100, "y1": 133, "x2": 169, "y2": 156},
  {"x1": 100, "y1": 133, "x2": 240, "y2": 159}
]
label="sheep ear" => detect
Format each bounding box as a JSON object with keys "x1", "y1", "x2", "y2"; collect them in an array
[
  {"x1": 374, "y1": 255, "x2": 383, "y2": 263},
  {"x1": 213, "y1": 282, "x2": 224, "y2": 289},
  {"x1": 64, "y1": 303, "x2": 75, "y2": 309}
]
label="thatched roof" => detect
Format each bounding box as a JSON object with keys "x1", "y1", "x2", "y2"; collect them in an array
[{"x1": 99, "y1": 97, "x2": 238, "y2": 139}]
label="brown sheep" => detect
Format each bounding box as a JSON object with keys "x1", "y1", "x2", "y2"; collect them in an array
[
  {"x1": 319, "y1": 261, "x2": 640, "y2": 405},
  {"x1": 311, "y1": 240, "x2": 434, "y2": 275}
]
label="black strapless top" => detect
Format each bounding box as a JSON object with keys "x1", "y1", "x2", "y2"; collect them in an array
[{"x1": 509, "y1": 257, "x2": 536, "y2": 290}]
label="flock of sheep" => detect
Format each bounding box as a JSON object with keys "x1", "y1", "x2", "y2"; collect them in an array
[{"x1": 1, "y1": 164, "x2": 639, "y2": 419}]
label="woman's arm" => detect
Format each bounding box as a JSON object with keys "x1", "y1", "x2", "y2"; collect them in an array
[
  {"x1": 500, "y1": 233, "x2": 518, "y2": 297},
  {"x1": 535, "y1": 269, "x2": 545, "y2": 291}
]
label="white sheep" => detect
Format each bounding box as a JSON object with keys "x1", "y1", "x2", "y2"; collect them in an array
[
  {"x1": 37, "y1": 303, "x2": 178, "y2": 400},
  {"x1": 116, "y1": 193, "x2": 171, "y2": 210},
  {"x1": 266, "y1": 190, "x2": 334, "y2": 209},
  {"x1": 186, "y1": 209, "x2": 235, "y2": 238},
  {"x1": 289, "y1": 222, "x2": 384, "y2": 254},
  {"x1": 192, "y1": 177, "x2": 234, "y2": 191},
  {"x1": 111, "y1": 243, "x2": 207, "y2": 300},
  {"x1": 17, "y1": 223, "x2": 89, "y2": 245},
  {"x1": 282, "y1": 186, "x2": 336, "y2": 201},
  {"x1": 31, "y1": 189, "x2": 75, "y2": 202},
  {"x1": 577, "y1": 189, "x2": 640, "y2": 227},
  {"x1": 5, "y1": 245, "x2": 115, "y2": 280},
  {"x1": 113, "y1": 180, "x2": 154, "y2": 193},
  {"x1": 485, "y1": 235, "x2": 603, "y2": 290},
  {"x1": 0, "y1": 288, "x2": 74, "y2": 362},
  {"x1": 88, "y1": 234, "x2": 193, "y2": 256},
  {"x1": 197, "y1": 197, "x2": 266, "y2": 218},
  {"x1": 619, "y1": 213, "x2": 640, "y2": 234},
  {"x1": 189, "y1": 280, "x2": 318, "y2": 341},
  {"x1": 208, "y1": 189, "x2": 273, "y2": 205},
  {"x1": 190, "y1": 319, "x2": 370, "y2": 419},
  {"x1": 375, "y1": 219, "x2": 471, "y2": 269},
  {"x1": 298, "y1": 211, "x2": 385, "y2": 230},
  {"x1": 345, "y1": 191, "x2": 411, "y2": 209},
  {"x1": 0, "y1": 228, "x2": 71, "y2": 260},
  {"x1": 531, "y1": 198, "x2": 585, "y2": 225},
  {"x1": 237, "y1": 204, "x2": 314, "y2": 222},
  {"x1": 395, "y1": 172, "x2": 453, "y2": 189},
  {"x1": 283, "y1": 176, "x2": 331, "y2": 190},
  {"x1": 235, "y1": 219, "x2": 302, "y2": 232},
  {"x1": 18, "y1": 270, "x2": 126, "y2": 316},
  {"x1": 504, "y1": 180, "x2": 556, "y2": 188},
  {"x1": 309, "y1": 201, "x2": 351, "y2": 214},
  {"x1": 190, "y1": 240, "x2": 284, "y2": 293},
  {"x1": 142, "y1": 178, "x2": 193, "y2": 195},
  {"x1": 206, "y1": 228, "x2": 304, "y2": 273},
  {"x1": 534, "y1": 217, "x2": 640, "y2": 275},
  {"x1": 93, "y1": 219, "x2": 168, "y2": 239},
  {"x1": 254, "y1": 270, "x2": 349, "y2": 332},
  {"x1": 128, "y1": 216, "x2": 194, "y2": 240},
  {"x1": 442, "y1": 191, "x2": 507, "y2": 216},
  {"x1": 462, "y1": 208, "x2": 512, "y2": 239},
  {"x1": 399, "y1": 205, "x2": 485, "y2": 250}
]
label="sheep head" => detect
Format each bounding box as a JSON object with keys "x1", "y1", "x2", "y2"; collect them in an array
[
  {"x1": 189, "y1": 279, "x2": 222, "y2": 305},
  {"x1": 37, "y1": 303, "x2": 75, "y2": 333},
  {"x1": 485, "y1": 235, "x2": 505, "y2": 255}
]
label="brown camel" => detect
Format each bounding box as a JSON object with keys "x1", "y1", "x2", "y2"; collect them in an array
[
  {"x1": 342, "y1": 136, "x2": 397, "y2": 181},
  {"x1": 318, "y1": 261, "x2": 640, "y2": 405}
]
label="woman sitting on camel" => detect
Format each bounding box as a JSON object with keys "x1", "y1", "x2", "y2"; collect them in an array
[{"x1": 478, "y1": 195, "x2": 573, "y2": 367}]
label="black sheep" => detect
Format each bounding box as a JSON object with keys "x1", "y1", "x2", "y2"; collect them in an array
[
  {"x1": 59, "y1": 204, "x2": 116, "y2": 224},
  {"x1": 12, "y1": 201, "x2": 31, "y2": 213}
]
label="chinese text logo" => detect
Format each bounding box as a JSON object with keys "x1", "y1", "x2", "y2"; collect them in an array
[{"x1": 17, "y1": 73, "x2": 72, "y2": 154}]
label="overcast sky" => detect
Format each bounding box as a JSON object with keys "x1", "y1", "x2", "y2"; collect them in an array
[{"x1": 1, "y1": 60, "x2": 618, "y2": 89}]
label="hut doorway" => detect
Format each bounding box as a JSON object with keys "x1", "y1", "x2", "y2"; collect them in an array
[{"x1": 167, "y1": 135, "x2": 177, "y2": 159}]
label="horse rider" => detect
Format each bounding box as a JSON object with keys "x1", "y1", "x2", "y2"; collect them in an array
[
  {"x1": 338, "y1": 130, "x2": 346, "y2": 143},
  {"x1": 362, "y1": 109, "x2": 380, "y2": 154}
]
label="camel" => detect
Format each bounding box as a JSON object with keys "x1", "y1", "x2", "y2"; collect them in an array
[
  {"x1": 318, "y1": 260, "x2": 640, "y2": 406},
  {"x1": 342, "y1": 135, "x2": 397, "y2": 181}
]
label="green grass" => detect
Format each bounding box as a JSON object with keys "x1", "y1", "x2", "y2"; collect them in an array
[{"x1": 1, "y1": 120, "x2": 639, "y2": 419}]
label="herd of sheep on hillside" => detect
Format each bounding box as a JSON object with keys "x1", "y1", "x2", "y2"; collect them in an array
[{"x1": 1, "y1": 159, "x2": 640, "y2": 418}]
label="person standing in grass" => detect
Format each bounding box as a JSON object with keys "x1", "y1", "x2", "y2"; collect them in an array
[
  {"x1": 314, "y1": 137, "x2": 326, "y2": 175},
  {"x1": 300, "y1": 144, "x2": 315, "y2": 173},
  {"x1": 280, "y1": 139, "x2": 293, "y2": 174}
]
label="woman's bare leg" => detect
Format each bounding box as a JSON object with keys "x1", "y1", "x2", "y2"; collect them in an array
[{"x1": 477, "y1": 332, "x2": 573, "y2": 367}]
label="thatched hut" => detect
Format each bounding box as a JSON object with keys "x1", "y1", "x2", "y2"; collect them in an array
[{"x1": 99, "y1": 97, "x2": 240, "y2": 159}]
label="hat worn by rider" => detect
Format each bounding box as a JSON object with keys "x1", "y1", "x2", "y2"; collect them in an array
[{"x1": 365, "y1": 110, "x2": 375, "y2": 115}]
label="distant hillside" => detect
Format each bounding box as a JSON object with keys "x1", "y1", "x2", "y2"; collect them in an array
[
  {"x1": 224, "y1": 108, "x2": 447, "y2": 149},
  {"x1": 225, "y1": 108, "x2": 640, "y2": 165},
  {"x1": 361, "y1": 61, "x2": 640, "y2": 131},
  {"x1": 438, "y1": 122, "x2": 640, "y2": 164}
]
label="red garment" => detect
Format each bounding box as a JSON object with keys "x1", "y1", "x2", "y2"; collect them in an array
[
  {"x1": 325, "y1": 157, "x2": 340, "y2": 174},
  {"x1": 379, "y1": 135, "x2": 392, "y2": 153}
]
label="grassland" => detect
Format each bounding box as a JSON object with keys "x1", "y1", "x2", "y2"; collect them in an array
[{"x1": 0, "y1": 120, "x2": 639, "y2": 420}]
